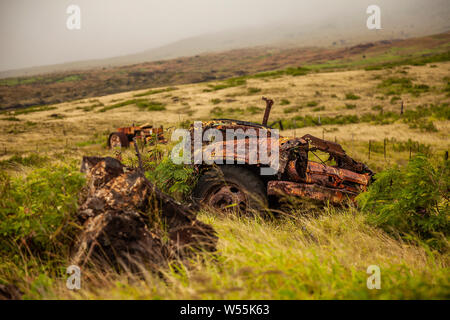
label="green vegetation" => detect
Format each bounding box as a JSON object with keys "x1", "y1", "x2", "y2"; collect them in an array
[
  {"x1": 97, "y1": 99, "x2": 166, "y2": 112},
  {"x1": 345, "y1": 93, "x2": 361, "y2": 100},
  {"x1": 357, "y1": 155, "x2": 449, "y2": 250},
  {"x1": 136, "y1": 100, "x2": 166, "y2": 111},
  {"x1": 276, "y1": 103, "x2": 449, "y2": 131},
  {"x1": 210, "y1": 98, "x2": 222, "y2": 105},
  {"x1": 246, "y1": 106, "x2": 263, "y2": 114},
  {"x1": 247, "y1": 87, "x2": 262, "y2": 95},
  {"x1": 284, "y1": 106, "x2": 302, "y2": 114},
  {"x1": 247, "y1": 67, "x2": 310, "y2": 79},
  {"x1": 210, "y1": 106, "x2": 244, "y2": 117},
  {"x1": 6, "y1": 105, "x2": 57, "y2": 116},
  {"x1": 280, "y1": 99, "x2": 291, "y2": 105},
  {"x1": 0, "y1": 164, "x2": 85, "y2": 264},
  {"x1": 372, "y1": 105, "x2": 383, "y2": 111},
  {"x1": 133, "y1": 87, "x2": 177, "y2": 97},
  {"x1": 1, "y1": 116, "x2": 20, "y2": 121},
  {"x1": 306, "y1": 101, "x2": 318, "y2": 107},
  {"x1": 378, "y1": 77, "x2": 430, "y2": 96},
  {"x1": 0, "y1": 74, "x2": 84, "y2": 87},
  {"x1": 0, "y1": 154, "x2": 48, "y2": 169},
  {"x1": 345, "y1": 104, "x2": 356, "y2": 110},
  {"x1": 205, "y1": 78, "x2": 247, "y2": 91},
  {"x1": 364, "y1": 51, "x2": 450, "y2": 71},
  {"x1": 77, "y1": 103, "x2": 104, "y2": 112}
]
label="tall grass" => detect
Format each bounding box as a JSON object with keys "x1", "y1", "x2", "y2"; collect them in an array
[{"x1": 47, "y1": 209, "x2": 449, "y2": 299}]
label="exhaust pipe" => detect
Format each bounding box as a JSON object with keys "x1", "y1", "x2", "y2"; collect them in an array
[{"x1": 262, "y1": 97, "x2": 274, "y2": 127}]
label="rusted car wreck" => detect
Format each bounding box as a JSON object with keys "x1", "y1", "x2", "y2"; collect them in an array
[
  {"x1": 108, "y1": 123, "x2": 166, "y2": 148},
  {"x1": 191, "y1": 97, "x2": 373, "y2": 212}
]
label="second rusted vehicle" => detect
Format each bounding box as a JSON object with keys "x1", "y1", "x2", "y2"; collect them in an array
[
  {"x1": 108, "y1": 123, "x2": 166, "y2": 148},
  {"x1": 191, "y1": 97, "x2": 373, "y2": 212}
]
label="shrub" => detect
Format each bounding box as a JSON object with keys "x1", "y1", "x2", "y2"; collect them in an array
[
  {"x1": 246, "y1": 106, "x2": 262, "y2": 114},
  {"x1": 0, "y1": 154, "x2": 48, "y2": 169},
  {"x1": 207, "y1": 78, "x2": 247, "y2": 91},
  {"x1": 345, "y1": 93, "x2": 360, "y2": 100},
  {"x1": 0, "y1": 165, "x2": 85, "y2": 260},
  {"x1": 210, "y1": 98, "x2": 222, "y2": 105},
  {"x1": 280, "y1": 99, "x2": 290, "y2": 105},
  {"x1": 136, "y1": 100, "x2": 166, "y2": 111},
  {"x1": 146, "y1": 157, "x2": 196, "y2": 200},
  {"x1": 313, "y1": 106, "x2": 325, "y2": 112},
  {"x1": 133, "y1": 87, "x2": 177, "y2": 97},
  {"x1": 357, "y1": 156, "x2": 449, "y2": 250}
]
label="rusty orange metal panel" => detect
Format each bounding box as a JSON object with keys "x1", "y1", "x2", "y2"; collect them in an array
[{"x1": 267, "y1": 180, "x2": 358, "y2": 203}]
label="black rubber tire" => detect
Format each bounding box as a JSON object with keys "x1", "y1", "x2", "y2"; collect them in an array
[
  {"x1": 108, "y1": 132, "x2": 130, "y2": 148},
  {"x1": 193, "y1": 165, "x2": 268, "y2": 214}
]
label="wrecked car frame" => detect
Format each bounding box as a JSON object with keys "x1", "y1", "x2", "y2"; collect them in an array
[{"x1": 190, "y1": 97, "x2": 373, "y2": 211}]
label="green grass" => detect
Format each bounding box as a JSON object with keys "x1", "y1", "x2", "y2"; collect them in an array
[
  {"x1": 247, "y1": 87, "x2": 262, "y2": 95},
  {"x1": 3, "y1": 105, "x2": 57, "y2": 116},
  {"x1": 276, "y1": 103, "x2": 449, "y2": 130},
  {"x1": 136, "y1": 100, "x2": 166, "y2": 111},
  {"x1": 133, "y1": 87, "x2": 177, "y2": 97},
  {"x1": 98, "y1": 99, "x2": 153, "y2": 112},
  {"x1": 0, "y1": 74, "x2": 84, "y2": 87},
  {"x1": 1, "y1": 116, "x2": 21, "y2": 121},
  {"x1": 205, "y1": 78, "x2": 247, "y2": 91},
  {"x1": 246, "y1": 106, "x2": 263, "y2": 115},
  {"x1": 0, "y1": 134, "x2": 448, "y2": 300},
  {"x1": 280, "y1": 99, "x2": 291, "y2": 106},
  {"x1": 378, "y1": 77, "x2": 430, "y2": 97},
  {"x1": 306, "y1": 101, "x2": 319, "y2": 107},
  {"x1": 345, "y1": 93, "x2": 361, "y2": 100},
  {"x1": 35, "y1": 209, "x2": 450, "y2": 299}
]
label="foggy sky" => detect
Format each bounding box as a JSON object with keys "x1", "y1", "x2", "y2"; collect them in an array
[{"x1": 0, "y1": 0, "x2": 448, "y2": 72}]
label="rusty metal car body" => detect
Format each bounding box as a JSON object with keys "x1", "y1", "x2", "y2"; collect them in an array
[{"x1": 191, "y1": 97, "x2": 373, "y2": 211}]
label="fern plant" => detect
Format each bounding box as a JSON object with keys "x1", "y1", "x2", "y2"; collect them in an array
[{"x1": 357, "y1": 155, "x2": 449, "y2": 249}]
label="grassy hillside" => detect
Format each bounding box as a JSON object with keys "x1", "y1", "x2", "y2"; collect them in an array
[
  {"x1": 0, "y1": 45, "x2": 449, "y2": 299},
  {"x1": 0, "y1": 32, "x2": 449, "y2": 111}
]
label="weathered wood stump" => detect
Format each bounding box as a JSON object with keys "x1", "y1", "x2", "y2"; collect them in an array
[{"x1": 73, "y1": 156, "x2": 217, "y2": 272}]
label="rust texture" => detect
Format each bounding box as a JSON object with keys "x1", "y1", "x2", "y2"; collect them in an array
[
  {"x1": 267, "y1": 180, "x2": 358, "y2": 203},
  {"x1": 108, "y1": 123, "x2": 167, "y2": 148},
  {"x1": 189, "y1": 97, "x2": 374, "y2": 205},
  {"x1": 262, "y1": 97, "x2": 274, "y2": 127},
  {"x1": 74, "y1": 156, "x2": 217, "y2": 271}
]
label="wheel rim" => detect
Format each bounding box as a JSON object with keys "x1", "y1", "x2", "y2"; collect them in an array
[
  {"x1": 205, "y1": 183, "x2": 248, "y2": 212},
  {"x1": 110, "y1": 135, "x2": 122, "y2": 148}
]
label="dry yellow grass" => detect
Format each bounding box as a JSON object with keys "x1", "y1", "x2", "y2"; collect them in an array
[{"x1": 1, "y1": 61, "x2": 448, "y2": 161}]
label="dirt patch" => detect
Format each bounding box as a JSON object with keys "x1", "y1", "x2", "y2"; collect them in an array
[{"x1": 72, "y1": 156, "x2": 217, "y2": 272}]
